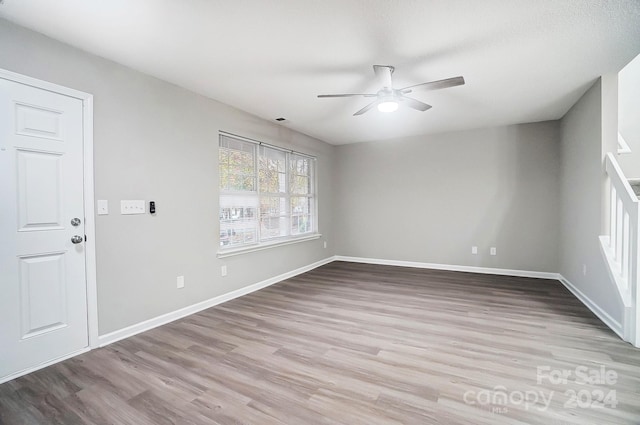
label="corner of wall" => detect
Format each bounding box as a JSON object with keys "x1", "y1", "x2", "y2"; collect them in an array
[{"x1": 558, "y1": 77, "x2": 623, "y2": 329}]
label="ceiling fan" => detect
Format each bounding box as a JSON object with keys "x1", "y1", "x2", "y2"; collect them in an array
[{"x1": 317, "y1": 65, "x2": 465, "y2": 116}]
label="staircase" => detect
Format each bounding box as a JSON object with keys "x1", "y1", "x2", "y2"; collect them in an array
[{"x1": 600, "y1": 153, "x2": 639, "y2": 346}]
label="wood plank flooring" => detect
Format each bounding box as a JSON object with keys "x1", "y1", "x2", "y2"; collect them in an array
[{"x1": 1, "y1": 261, "x2": 639, "y2": 424}]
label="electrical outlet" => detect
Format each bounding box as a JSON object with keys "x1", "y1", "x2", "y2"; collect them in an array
[
  {"x1": 490, "y1": 247, "x2": 497, "y2": 256},
  {"x1": 471, "y1": 246, "x2": 478, "y2": 255},
  {"x1": 221, "y1": 265, "x2": 227, "y2": 277},
  {"x1": 583, "y1": 264, "x2": 587, "y2": 276},
  {"x1": 323, "y1": 241, "x2": 327, "y2": 249},
  {"x1": 177, "y1": 276, "x2": 184, "y2": 289}
]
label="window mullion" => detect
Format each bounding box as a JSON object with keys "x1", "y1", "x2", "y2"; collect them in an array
[
  {"x1": 285, "y1": 152, "x2": 291, "y2": 238},
  {"x1": 255, "y1": 144, "x2": 262, "y2": 243},
  {"x1": 311, "y1": 159, "x2": 316, "y2": 232}
]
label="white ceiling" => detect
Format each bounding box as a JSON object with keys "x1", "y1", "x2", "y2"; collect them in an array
[{"x1": 1, "y1": 0, "x2": 639, "y2": 145}]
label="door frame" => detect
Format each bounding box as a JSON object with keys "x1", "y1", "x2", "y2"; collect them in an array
[{"x1": 0, "y1": 69, "x2": 99, "y2": 353}]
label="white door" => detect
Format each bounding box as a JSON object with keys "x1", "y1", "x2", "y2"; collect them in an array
[{"x1": 0, "y1": 77, "x2": 88, "y2": 380}]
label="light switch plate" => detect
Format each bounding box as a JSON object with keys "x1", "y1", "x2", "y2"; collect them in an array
[
  {"x1": 121, "y1": 200, "x2": 145, "y2": 215},
  {"x1": 97, "y1": 200, "x2": 109, "y2": 215}
]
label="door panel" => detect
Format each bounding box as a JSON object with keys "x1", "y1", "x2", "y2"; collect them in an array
[
  {"x1": 0, "y1": 78, "x2": 88, "y2": 380},
  {"x1": 19, "y1": 252, "x2": 68, "y2": 338},
  {"x1": 17, "y1": 149, "x2": 64, "y2": 231},
  {"x1": 15, "y1": 103, "x2": 64, "y2": 140}
]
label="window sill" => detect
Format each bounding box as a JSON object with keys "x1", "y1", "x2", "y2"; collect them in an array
[{"x1": 217, "y1": 233, "x2": 322, "y2": 258}]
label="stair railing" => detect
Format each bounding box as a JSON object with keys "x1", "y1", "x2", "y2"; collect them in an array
[{"x1": 602, "y1": 152, "x2": 638, "y2": 343}]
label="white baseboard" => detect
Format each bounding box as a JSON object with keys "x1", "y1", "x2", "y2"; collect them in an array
[
  {"x1": 98, "y1": 256, "x2": 335, "y2": 347},
  {"x1": 557, "y1": 274, "x2": 624, "y2": 338},
  {"x1": 334, "y1": 256, "x2": 560, "y2": 280},
  {"x1": 0, "y1": 347, "x2": 90, "y2": 385}
]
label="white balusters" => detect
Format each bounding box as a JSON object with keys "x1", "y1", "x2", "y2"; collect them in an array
[{"x1": 604, "y1": 153, "x2": 637, "y2": 302}]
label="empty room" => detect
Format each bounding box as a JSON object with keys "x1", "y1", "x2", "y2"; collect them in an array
[{"x1": 1, "y1": 1, "x2": 640, "y2": 424}]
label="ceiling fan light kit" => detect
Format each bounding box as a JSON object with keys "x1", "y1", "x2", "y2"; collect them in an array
[
  {"x1": 318, "y1": 65, "x2": 465, "y2": 116},
  {"x1": 378, "y1": 100, "x2": 399, "y2": 113}
]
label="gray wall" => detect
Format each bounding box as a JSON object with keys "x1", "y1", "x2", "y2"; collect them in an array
[
  {"x1": 618, "y1": 54, "x2": 640, "y2": 178},
  {"x1": 558, "y1": 79, "x2": 622, "y2": 324},
  {"x1": 0, "y1": 19, "x2": 335, "y2": 335},
  {"x1": 334, "y1": 122, "x2": 561, "y2": 273}
]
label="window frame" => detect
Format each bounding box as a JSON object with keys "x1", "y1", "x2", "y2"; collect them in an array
[{"x1": 218, "y1": 132, "x2": 319, "y2": 257}]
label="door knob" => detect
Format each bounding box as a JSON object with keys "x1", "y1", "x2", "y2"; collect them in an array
[{"x1": 71, "y1": 235, "x2": 83, "y2": 244}]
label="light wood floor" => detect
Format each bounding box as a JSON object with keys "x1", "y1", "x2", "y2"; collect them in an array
[{"x1": 1, "y1": 261, "x2": 639, "y2": 424}]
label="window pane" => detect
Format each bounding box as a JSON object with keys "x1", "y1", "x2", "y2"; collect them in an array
[
  {"x1": 260, "y1": 196, "x2": 287, "y2": 217},
  {"x1": 261, "y1": 216, "x2": 288, "y2": 239},
  {"x1": 220, "y1": 136, "x2": 256, "y2": 192},
  {"x1": 242, "y1": 176, "x2": 255, "y2": 191},
  {"x1": 289, "y1": 154, "x2": 313, "y2": 195},
  {"x1": 290, "y1": 156, "x2": 309, "y2": 175},
  {"x1": 219, "y1": 206, "x2": 257, "y2": 221},
  {"x1": 226, "y1": 175, "x2": 253, "y2": 191},
  {"x1": 259, "y1": 147, "x2": 287, "y2": 193},
  {"x1": 291, "y1": 196, "x2": 311, "y2": 215},
  {"x1": 291, "y1": 215, "x2": 311, "y2": 235},
  {"x1": 219, "y1": 165, "x2": 229, "y2": 190},
  {"x1": 260, "y1": 147, "x2": 286, "y2": 169},
  {"x1": 220, "y1": 227, "x2": 258, "y2": 247},
  {"x1": 259, "y1": 168, "x2": 286, "y2": 193},
  {"x1": 291, "y1": 196, "x2": 312, "y2": 235},
  {"x1": 229, "y1": 149, "x2": 253, "y2": 170},
  {"x1": 260, "y1": 195, "x2": 288, "y2": 239},
  {"x1": 219, "y1": 147, "x2": 230, "y2": 190},
  {"x1": 290, "y1": 175, "x2": 310, "y2": 194},
  {"x1": 220, "y1": 193, "x2": 258, "y2": 247}
]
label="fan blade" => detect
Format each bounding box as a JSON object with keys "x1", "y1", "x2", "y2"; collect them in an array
[
  {"x1": 400, "y1": 76, "x2": 465, "y2": 93},
  {"x1": 317, "y1": 93, "x2": 377, "y2": 98},
  {"x1": 353, "y1": 101, "x2": 379, "y2": 116},
  {"x1": 401, "y1": 96, "x2": 432, "y2": 112},
  {"x1": 373, "y1": 65, "x2": 394, "y2": 88}
]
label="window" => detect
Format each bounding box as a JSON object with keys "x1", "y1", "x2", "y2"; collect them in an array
[{"x1": 219, "y1": 133, "x2": 317, "y2": 252}]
